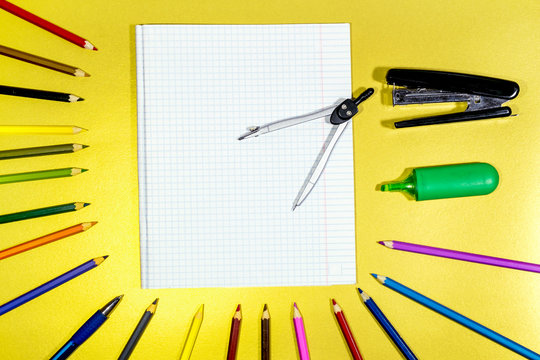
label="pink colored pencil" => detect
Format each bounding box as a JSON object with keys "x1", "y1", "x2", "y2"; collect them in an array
[
  {"x1": 293, "y1": 303, "x2": 310, "y2": 360},
  {"x1": 379, "y1": 240, "x2": 540, "y2": 273}
]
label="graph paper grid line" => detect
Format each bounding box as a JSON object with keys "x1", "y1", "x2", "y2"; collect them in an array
[{"x1": 136, "y1": 24, "x2": 356, "y2": 288}]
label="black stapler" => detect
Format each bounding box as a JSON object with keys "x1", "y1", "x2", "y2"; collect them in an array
[{"x1": 386, "y1": 69, "x2": 520, "y2": 128}]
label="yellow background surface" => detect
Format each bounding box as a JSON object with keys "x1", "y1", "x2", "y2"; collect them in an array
[{"x1": 1, "y1": 0, "x2": 539, "y2": 359}]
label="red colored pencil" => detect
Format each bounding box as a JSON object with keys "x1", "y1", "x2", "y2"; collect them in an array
[
  {"x1": 332, "y1": 299, "x2": 363, "y2": 360},
  {"x1": 227, "y1": 304, "x2": 242, "y2": 360},
  {"x1": 0, "y1": 0, "x2": 97, "y2": 50}
]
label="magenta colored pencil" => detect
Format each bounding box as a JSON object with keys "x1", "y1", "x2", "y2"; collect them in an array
[
  {"x1": 379, "y1": 241, "x2": 540, "y2": 273},
  {"x1": 293, "y1": 303, "x2": 310, "y2": 360}
]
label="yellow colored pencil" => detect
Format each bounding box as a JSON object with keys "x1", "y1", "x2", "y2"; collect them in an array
[
  {"x1": 180, "y1": 305, "x2": 204, "y2": 360},
  {"x1": 0, "y1": 125, "x2": 86, "y2": 135}
]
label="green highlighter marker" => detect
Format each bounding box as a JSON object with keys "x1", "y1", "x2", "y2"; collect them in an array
[{"x1": 380, "y1": 162, "x2": 499, "y2": 201}]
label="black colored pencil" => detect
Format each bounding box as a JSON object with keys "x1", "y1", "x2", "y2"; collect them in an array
[
  {"x1": 118, "y1": 299, "x2": 159, "y2": 360},
  {"x1": 0, "y1": 144, "x2": 88, "y2": 160},
  {"x1": 0, "y1": 85, "x2": 83, "y2": 102},
  {"x1": 261, "y1": 304, "x2": 270, "y2": 360}
]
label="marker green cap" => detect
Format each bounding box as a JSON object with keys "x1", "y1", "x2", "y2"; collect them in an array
[{"x1": 380, "y1": 162, "x2": 499, "y2": 201}]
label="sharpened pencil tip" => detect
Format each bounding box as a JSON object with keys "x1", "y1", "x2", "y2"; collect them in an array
[
  {"x1": 76, "y1": 97, "x2": 84, "y2": 102},
  {"x1": 381, "y1": 240, "x2": 394, "y2": 248},
  {"x1": 263, "y1": 303, "x2": 268, "y2": 311},
  {"x1": 147, "y1": 298, "x2": 159, "y2": 313},
  {"x1": 294, "y1": 302, "x2": 298, "y2": 308},
  {"x1": 82, "y1": 145, "x2": 89, "y2": 149},
  {"x1": 371, "y1": 274, "x2": 387, "y2": 284},
  {"x1": 81, "y1": 168, "x2": 89, "y2": 173},
  {"x1": 331, "y1": 298, "x2": 336, "y2": 305},
  {"x1": 93, "y1": 255, "x2": 108, "y2": 265},
  {"x1": 358, "y1": 289, "x2": 371, "y2": 301},
  {"x1": 83, "y1": 203, "x2": 90, "y2": 207},
  {"x1": 236, "y1": 304, "x2": 241, "y2": 311}
]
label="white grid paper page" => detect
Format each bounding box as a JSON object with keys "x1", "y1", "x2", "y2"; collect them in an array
[{"x1": 136, "y1": 24, "x2": 355, "y2": 288}]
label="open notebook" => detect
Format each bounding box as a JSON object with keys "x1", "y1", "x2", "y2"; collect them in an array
[{"x1": 136, "y1": 24, "x2": 356, "y2": 288}]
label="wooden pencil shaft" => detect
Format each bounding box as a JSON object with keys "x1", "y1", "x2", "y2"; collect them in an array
[
  {"x1": 376, "y1": 275, "x2": 540, "y2": 360},
  {"x1": 334, "y1": 310, "x2": 362, "y2": 360},
  {"x1": 227, "y1": 318, "x2": 241, "y2": 360},
  {"x1": 0, "y1": 223, "x2": 90, "y2": 260},
  {"x1": 0, "y1": 0, "x2": 96, "y2": 50},
  {"x1": 118, "y1": 311, "x2": 154, "y2": 360},
  {"x1": 0, "y1": 125, "x2": 83, "y2": 135},
  {"x1": 0, "y1": 257, "x2": 101, "y2": 316},
  {"x1": 383, "y1": 241, "x2": 540, "y2": 273},
  {"x1": 0, "y1": 45, "x2": 83, "y2": 76},
  {"x1": 180, "y1": 306, "x2": 203, "y2": 360},
  {"x1": 361, "y1": 295, "x2": 417, "y2": 360},
  {"x1": 0, "y1": 144, "x2": 84, "y2": 160},
  {"x1": 261, "y1": 318, "x2": 270, "y2": 360},
  {"x1": 0, "y1": 202, "x2": 82, "y2": 224},
  {"x1": 0, "y1": 168, "x2": 83, "y2": 184},
  {"x1": 0, "y1": 85, "x2": 78, "y2": 102}
]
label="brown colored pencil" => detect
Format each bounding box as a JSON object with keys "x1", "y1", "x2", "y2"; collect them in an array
[
  {"x1": 0, "y1": 222, "x2": 96, "y2": 260},
  {"x1": 227, "y1": 304, "x2": 242, "y2": 360},
  {"x1": 0, "y1": 45, "x2": 89, "y2": 77},
  {"x1": 261, "y1": 304, "x2": 270, "y2": 360}
]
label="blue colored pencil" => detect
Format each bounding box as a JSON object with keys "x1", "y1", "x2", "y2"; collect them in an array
[
  {"x1": 0, "y1": 257, "x2": 107, "y2": 316},
  {"x1": 357, "y1": 288, "x2": 417, "y2": 360},
  {"x1": 371, "y1": 274, "x2": 540, "y2": 360}
]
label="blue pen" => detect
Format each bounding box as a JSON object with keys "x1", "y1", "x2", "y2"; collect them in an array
[
  {"x1": 357, "y1": 288, "x2": 417, "y2": 360},
  {"x1": 50, "y1": 295, "x2": 123, "y2": 360},
  {"x1": 372, "y1": 274, "x2": 540, "y2": 360}
]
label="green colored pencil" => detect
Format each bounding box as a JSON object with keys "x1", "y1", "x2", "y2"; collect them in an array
[
  {"x1": 0, "y1": 167, "x2": 87, "y2": 184},
  {"x1": 0, "y1": 144, "x2": 88, "y2": 160},
  {"x1": 0, "y1": 202, "x2": 90, "y2": 224}
]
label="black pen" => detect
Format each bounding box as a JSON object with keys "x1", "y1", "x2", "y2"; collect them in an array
[{"x1": 50, "y1": 295, "x2": 123, "y2": 360}]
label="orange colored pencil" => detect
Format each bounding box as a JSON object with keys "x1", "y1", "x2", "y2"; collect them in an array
[{"x1": 0, "y1": 222, "x2": 96, "y2": 260}]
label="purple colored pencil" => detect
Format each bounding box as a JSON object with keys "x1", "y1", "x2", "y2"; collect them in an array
[
  {"x1": 379, "y1": 241, "x2": 540, "y2": 273},
  {"x1": 0, "y1": 256, "x2": 107, "y2": 316}
]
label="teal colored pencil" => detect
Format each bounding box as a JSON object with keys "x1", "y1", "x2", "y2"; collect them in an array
[
  {"x1": 0, "y1": 202, "x2": 90, "y2": 224},
  {"x1": 0, "y1": 167, "x2": 87, "y2": 184},
  {"x1": 372, "y1": 274, "x2": 540, "y2": 360}
]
